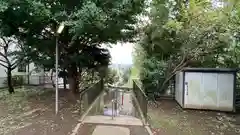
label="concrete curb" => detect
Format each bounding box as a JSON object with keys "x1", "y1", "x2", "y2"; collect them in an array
[
  {"x1": 70, "y1": 123, "x2": 82, "y2": 135},
  {"x1": 145, "y1": 125, "x2": 154, "y2": 135},
  {"x1": 70, "y1": 91, "x2": 105, "y2": 135}
]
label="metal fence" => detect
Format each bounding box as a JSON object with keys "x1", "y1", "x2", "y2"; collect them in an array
[
  {"x1": 81, "y1": 79, "x2": 104, "y2": 113},
  {"x1": 0, "y1": 75, "x2": 53, "y2": 88},
  {"x1": 133, "y1": 80, "x2": 148, "y2": 123}
]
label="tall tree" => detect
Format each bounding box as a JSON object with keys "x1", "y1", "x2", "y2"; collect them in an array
[
  {"x1": 0, "y1": 0, "x2": 145, "y2": 93},
  {"x1": 106, "y1": 68, "x2": 119, "y2": 85},
  {"x1": 136, "y1": 0, "x2": 240, "y2": 96},
  {"x1": 0, "y1": 36, "x2": 25, "y2": 93}
]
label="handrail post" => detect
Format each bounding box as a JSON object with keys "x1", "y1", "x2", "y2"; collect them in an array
[{"x1": 111, "y1": 99, "x2": 114, "y2": 119}]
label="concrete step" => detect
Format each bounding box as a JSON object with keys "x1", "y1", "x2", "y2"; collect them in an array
[{"x1": 83, "y1": 115, "x2": 143, "y2": 126}]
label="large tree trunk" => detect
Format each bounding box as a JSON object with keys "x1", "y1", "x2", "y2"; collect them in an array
[
  {"x1": 159, "y1": 55, "x2": 188, "y2": 93},
  {"x1": 68, "y1": 65, "x2": 79, "y2": 94},
  {"x1": 50, "y1": 69, "x2": 56, "y2": 87},
  {"x1": 7, "y1": 68, "x2": 14, "y2": 94},
  {"x1": 63, "y1": 68, "x2": 67, "y2": 89},
  {"x1": 27, "y1": 63, "x2": 30, "y2": 84},
  {"x1": 63, "y1": 76, "x2": 67, "y2": 89}
]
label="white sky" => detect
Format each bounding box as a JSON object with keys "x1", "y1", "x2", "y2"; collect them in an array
[{"x1": 108, "y1": 42, "x2": 133, "y2": 65}]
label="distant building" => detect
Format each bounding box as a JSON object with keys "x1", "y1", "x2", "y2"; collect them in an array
[{"x1": 0, "y1": 63, "x2": 45, "y2": 88}]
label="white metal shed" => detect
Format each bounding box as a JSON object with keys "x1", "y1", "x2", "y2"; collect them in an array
[{"x1": 175, "y1": 68, "x2": 237, "y2": 112}]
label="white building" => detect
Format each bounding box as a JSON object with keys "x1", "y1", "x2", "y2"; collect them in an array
[
  {"x1": 0, "y1": 37, "x2": 67, "y2": 89},
  {"x1": 0, "y1": 37, "x2": 46, "y2": 88},
  {"x1": 0, "y1": 62, "x2": 46, "y2": 88}
]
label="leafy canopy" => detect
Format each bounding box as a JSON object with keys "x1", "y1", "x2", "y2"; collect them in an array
[
  {"x1": 135, "y1": 0, "x2": 240, "y2": 95},
  {"x1": 0, "y1": 0, "x2": 145, "y2": 70}
]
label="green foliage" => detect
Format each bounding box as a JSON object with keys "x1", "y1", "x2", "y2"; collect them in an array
[
  {"x1": 79, "y1": 69, "x2": 102, "y2": 90},
  {"x1": 130, "y1": 66, "x2": 139, "y2": 78},
  {"x1": 3, "y1": 75, "x2": 25, "y2": 87},
  {"x1": 106, "y1": 68, "x2": 119, "y2": 85},
  {"x1": 0, "y1": 0, "x2": 145, "y2": 92},
  {"x1": 0, "y1": 0, "x2": 145, "y2": 70},
  {"x1": 122, "y1": 68, "x2": 131, "y2": 83},
  {"x1": 135, "y1": 0, "x2": 240, "y2": 95}
]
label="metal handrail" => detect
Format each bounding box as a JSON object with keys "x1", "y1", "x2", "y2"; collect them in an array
[
  {"x1": 80, "y1": 79, "x2": 104, "y2": 114},
  {"x1": 107, "y1": 84, "x2": 133, "y2": 91},
  {"x1": 133, "y1": 80, "x2": 148, "y2": 123},
  {"x1": 111, "y1": 99, "x2": 115, "y2": 119},
  {"x1": 133, "y1": 80, "x2": 148, "y2": 98}
]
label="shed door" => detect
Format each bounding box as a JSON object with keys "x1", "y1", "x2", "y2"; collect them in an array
[
  {"x1": 184, "y1": 72, "x2": 202, "y2": 108},
  {"x1": 202, "y1": 73, "x2": 218, "y2": 109}
]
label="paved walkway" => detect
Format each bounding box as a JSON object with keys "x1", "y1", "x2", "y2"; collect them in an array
[
  {"x1": 77, "y1": 90, "x2": 151, "y2": 135},
  {"x1": 78, "y1": 123, "x2": 150, "y2": 135},
  {"x1": 83, "y1": 115, "x2": 143, "y2": 126},
  {"x1": 92, "y1": 126, "x2": 130, "y2": 135},
  {"x1": 119, "y1": 92, "x2": 135, "y2": 115}
]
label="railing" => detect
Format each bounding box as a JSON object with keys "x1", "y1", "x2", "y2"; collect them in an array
[
  {"x1": 80, "y1": 79, "x2": 104, "y2": 113},
  {"x1": 133, "y1": 80, "x2": 148, "y2": 123},
  {"x1": 107, "y1": 84, "x2": 133, "y2": 91}
]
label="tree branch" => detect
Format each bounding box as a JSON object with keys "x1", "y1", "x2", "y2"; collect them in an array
[
  {"x1": 1, "y1": 37, "x2": 14, "y2": 54},
  {"x1": 0, "y1": 62, "x2": 8, "y2": 68},
  {"x1": 11, "y1": 59, "x2": 23, "y2": 70},
  {"x1": 0, "y1": 52, "x2": 10, "y2": 65},
  {"x1": 0, "y1": 58, "x2": 8, "y2": 65}
]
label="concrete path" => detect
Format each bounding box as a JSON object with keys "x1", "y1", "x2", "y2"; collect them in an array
[
  {"x1": 77, "y1": 123, "x2": 150, "y2": 135},
  {"x1": 92, "y1": 126, "x2": 130, "y2": 135},
  {"x1": 102, "y1": 91, "x2": 136, "y2": 116},
  {"x1": 76, "y1": 90, "x2": 152, "y2": 135},
  {"x1": 83, "y1": 115, "x2": 143, "y2": 126},
  {"x1": 120, "y1": 92, "x2": 135, "y2": 115}
]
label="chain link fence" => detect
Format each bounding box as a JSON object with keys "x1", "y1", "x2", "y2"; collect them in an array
[{"x1": 0, "y1": 75, "x2": 53, "y2": 89}]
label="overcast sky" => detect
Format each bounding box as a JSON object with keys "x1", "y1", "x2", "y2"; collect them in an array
[{"x1": 108, "y1": 42, "x2": 133, "y2": 65}]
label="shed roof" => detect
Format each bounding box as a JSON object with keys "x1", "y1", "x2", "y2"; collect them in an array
[{"x1": 182, "y1": 68, "x2": 238, "y2": 73}]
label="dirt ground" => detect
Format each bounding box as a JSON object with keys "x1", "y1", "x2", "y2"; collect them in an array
[
  {"x1": 0, "y1": 87, "x2": 82, "y2": 135},
  {"x1": 148, "y1": 100, "x2": 240, "y2": 135}
]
